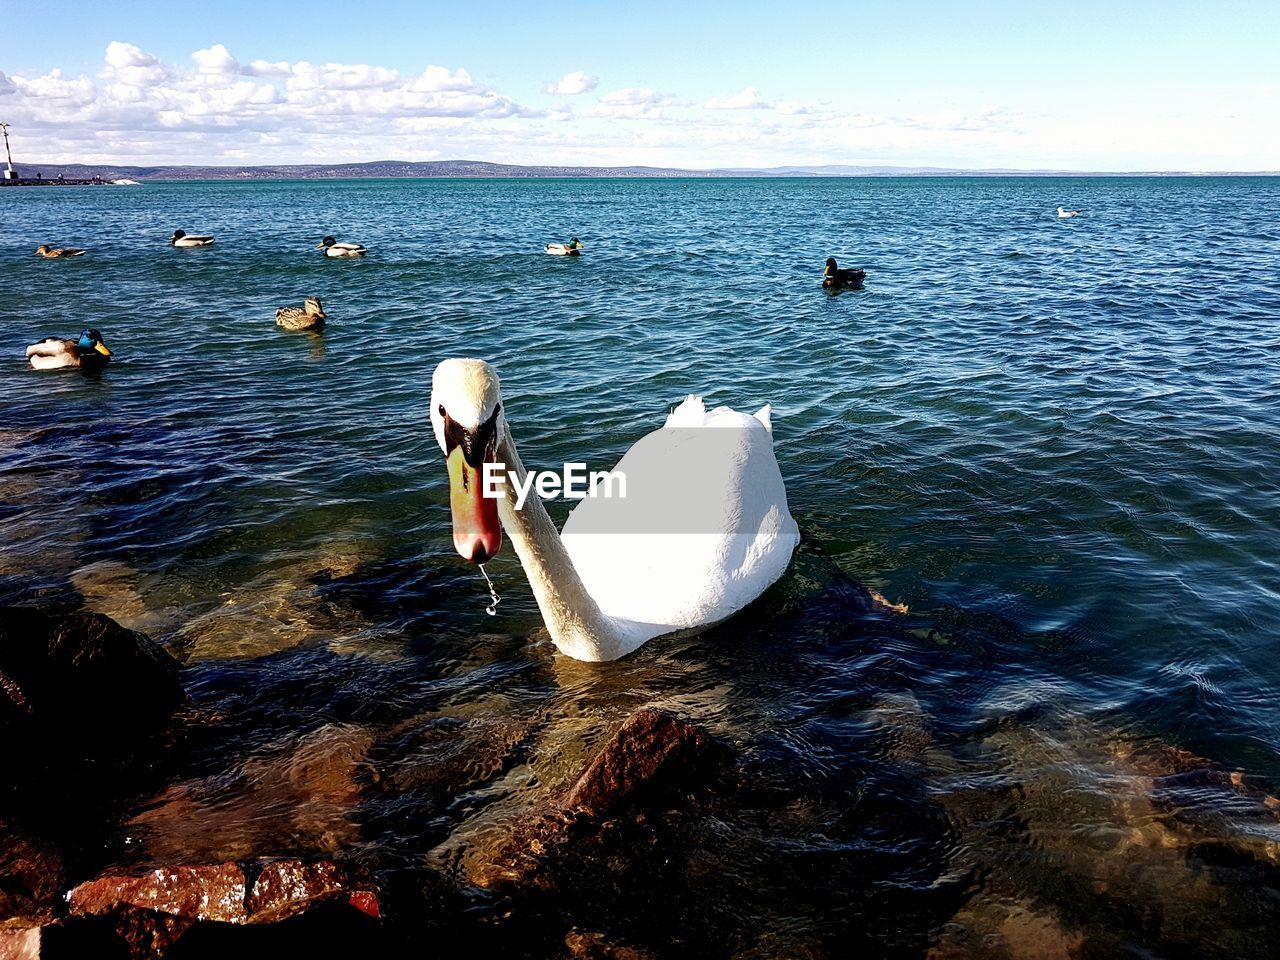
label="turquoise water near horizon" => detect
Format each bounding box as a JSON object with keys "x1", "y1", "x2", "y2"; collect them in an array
[{"x1": 3, "y1": 176, "x2": 1280, "y2": 956}]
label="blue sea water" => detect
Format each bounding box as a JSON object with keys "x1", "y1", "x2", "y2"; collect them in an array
[{"x1": 2, "y1": 176, "x2": 1280, "y2": 956}]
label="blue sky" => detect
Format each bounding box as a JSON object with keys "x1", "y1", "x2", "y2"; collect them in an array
[{"x1": 2, "y1": 1, "x2": 1276, "y2": 169}]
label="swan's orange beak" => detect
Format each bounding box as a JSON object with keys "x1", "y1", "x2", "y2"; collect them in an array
[{"x1": 446, "y1": 445, "x2": 502, "y2": 564}]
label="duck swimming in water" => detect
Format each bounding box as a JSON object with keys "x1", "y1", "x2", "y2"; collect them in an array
[
  {"x1": 26, "y1": 329, "x2": 112, "y2": 371},
  {"x1": 823, "y1": 257, "x2": 866, "y2": 290},
  {"x1": 1057, "y1": 207, "x2": 1081, "y2": 219},
  {"x1": 545, "y1": 237, "x2": 583, "y2": 256},
  {"x1": 317, "y1": 236, "x2": 367, "y2": 258},
  {"x1": 276, "y1": 296, "x2": 327, "y2": 332},
  {"x1": 34, "y1": 245, "x2": 87, "y2": 258},
  {"x1": 171, "y1": 229, "x2": 215, "y2": 247}
]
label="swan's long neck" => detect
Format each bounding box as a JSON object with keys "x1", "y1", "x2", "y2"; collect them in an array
[{"x1": 495, "y1": 430, "x2": 631, "y2": 661}]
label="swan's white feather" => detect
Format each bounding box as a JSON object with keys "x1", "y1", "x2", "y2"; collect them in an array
[{"x1": 560, "y1": 395, "x2": 799, "y2": 645}]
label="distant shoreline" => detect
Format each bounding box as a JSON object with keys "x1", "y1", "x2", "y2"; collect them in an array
[
  {"x1": 1, "y1": 178, "x2": 109, "y2": 187},
  {"x1": 4, "y1": 159, "x2": 1278, "y2": 184}
]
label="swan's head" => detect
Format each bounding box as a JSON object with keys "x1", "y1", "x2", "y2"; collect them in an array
[{"x1": 430, "y1": 359, "x2": 505, "y2": 565}]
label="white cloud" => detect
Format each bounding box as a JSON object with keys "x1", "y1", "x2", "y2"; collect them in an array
[
  {"x1": 410, "y1": 65, "x2": 479, "y2": 93},
  {"x1": 599, "y1": 87, "x2": 664, "y2": 107},
  {"x1": 102, "y1": 41, "x2": 171, "y2": 87},
  {"x1": 706, "y1": 86, "x2": 772, "y2": 110},
  {"x1": 13, "y1": 70, "x2": 95, "y2": 105},
  {"x1": 2, "y1": 42, "x2": 538, "y2": 160},
  {"x1": 590, "y1": 87, "x2": 679, "y2": 120},
  {"x1": 544, "y1": 70, "x2": 598, "y2": 95},
  {"x1": 244, "y1": 59, "x2": 292, "y2": 78},
  {"x1": 193, "y1": 44, "x2": 240, "y2": 76},
  {"x1": 2, "y1": 41, "x2": 1275, "y2": 170}
]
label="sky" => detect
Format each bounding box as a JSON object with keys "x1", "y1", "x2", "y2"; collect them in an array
[{"x1": 1, "y1": 1, "x2": 1276, "y2": 170}]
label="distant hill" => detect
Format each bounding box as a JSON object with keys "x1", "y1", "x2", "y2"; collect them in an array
[
  {"x1": 14, "y1": 159, "x2": 731, "y2": 181},
  {"x1": 11, "y1": 159, "x2": 1278, "y2": 181}
]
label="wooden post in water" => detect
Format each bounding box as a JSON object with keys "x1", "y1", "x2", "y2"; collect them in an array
[{"x1": 1, "y1": 122, "x2": 16, "y2": 180}]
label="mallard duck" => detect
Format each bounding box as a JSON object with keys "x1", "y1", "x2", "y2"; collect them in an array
[
  {"x1": 545, "y1": 237, "x2": 583, "y2": 256},
  {"x1": 317, "y1": 236, "x2": 367, "y2": 257},
  {"x1": 34, "y1": 244, "x2": 87, "y2": 258},
  {"x1": 171, "y1": 229, "x2": 215, "y2": 247},
  {"x1": 26, "y1": 329, "x2": 112, "y2": 371},
  {"x1": 276, "y1": 296, "x2": 326, "y2": 332},
  {"x1": 823, "y1": 257, "x2": 865, "y2": 290}
]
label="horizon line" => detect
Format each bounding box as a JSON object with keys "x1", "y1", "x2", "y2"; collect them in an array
[{"x1": 9, "y1": 158, "x2": 1280, "y2": 178}]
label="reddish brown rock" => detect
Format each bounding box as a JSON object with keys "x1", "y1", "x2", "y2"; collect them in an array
[
  {"x1": 0, "y1": 926, "x2": 41, "y2": 960},
  {"x1": 246, "y1": 859, "x2": 381, "y2": 925},
  {"x1": 61, "y1": 858, "x2": 382, "y2": 956},
  {"x1": 67, "y1": 863, "x2": 248, "y2": 924},
  {"x1": 0, "y1": 825, "x2": 65, "y2": 931},
  {"x1": 466, "y1": 709, "x2": 728, "y2": 894},
  {"x1": 65, "y1": 863, "x2": 245, "y2": 958},
  {"x1": 564, "y1": 709, "x2": 726, "y2": 817},
  {"x1": 563, "y1": 928, "x2": 658, "y2": 959},
  {"x1": 109, "y1": 910, "x2": 197, "y2": 960},
  {"x1": 125, "y1": 725, "x2": 374, "y2": 865}
]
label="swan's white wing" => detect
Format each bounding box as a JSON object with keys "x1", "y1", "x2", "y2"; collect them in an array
[{"x1": 561, "y1": 400, "x2": 799, "y2": 633}]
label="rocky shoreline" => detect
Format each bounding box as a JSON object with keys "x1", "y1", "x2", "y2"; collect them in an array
[
  {"x1": 0, "y1": 607, "x2": 731, "y2": 959},
  {"x1": 6, "y1": 600, "x2": 1280, "y2": 959}
]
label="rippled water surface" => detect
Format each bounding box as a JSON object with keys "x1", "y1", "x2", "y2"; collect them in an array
[{"x1": 3, "y1": 177, "x2": 1280, "y2": 957}]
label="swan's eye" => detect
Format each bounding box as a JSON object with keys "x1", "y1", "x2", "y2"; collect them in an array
[{"x1": 438, "y1": 404, "x2": 446, "y2": 417}]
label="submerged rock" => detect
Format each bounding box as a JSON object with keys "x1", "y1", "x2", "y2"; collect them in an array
[
  {"x1": 463, "y1": 708, "x2": 730, "y2": 915},
  {"x1": 563, "y1": 709, "x2": 728, "y2": 818},
  {"x1": 927, "y1": 900, "x2": 1084, "y2": 960},
  {"x1": 562, "y1": 928, "x2": 657, "y2": 960},
  {"x1": 0, "y1": 824, "x2": 65, "y2": 932},
  {"x1": 124, "y1": 724, "x2": 375, "y2": 865}
]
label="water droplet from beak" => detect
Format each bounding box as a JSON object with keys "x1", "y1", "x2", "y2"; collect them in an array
[{"x1": 478, "y1": 563, "x2": 501, "y2": 617}]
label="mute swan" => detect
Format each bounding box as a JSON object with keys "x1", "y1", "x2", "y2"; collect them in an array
[
  {"x1": 317, "y1": 236, "x2": 367, "y2": 257},
  {"x1": 1057, "y1": 207, "x2": 1081, "y2": 219},
  {"x1": 26, "y1": 329, "x2": 112, "y2": 371},
  {"x1": 276, "y1": 296, "x2": 327, "y2": 331},
  {"x1": 430, "y1": 359, "x2": 800, "y2": 662},
  {"x1": 171, "y1": 230, "x2": 215, "y2": 247}
]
